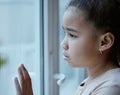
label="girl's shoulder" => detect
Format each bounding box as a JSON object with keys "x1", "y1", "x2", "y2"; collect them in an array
[
  {"x1": 89, "y1": 68, "x2": 120, "y2": 95},
  {"x1": 74, "y1": 68, "x2": 120, "y2": 95},
  {"x1": 92, "y1": 68, "x2": 120, "y2": 86}
]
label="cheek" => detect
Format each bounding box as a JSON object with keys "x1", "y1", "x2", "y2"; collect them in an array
[
  {"x1": 81, "y1": 39, "x2": 96, "y2": 54},
  {"x1": 70, "y1": 38, "x2": 96, "y2": 55},
  {"x1": 69, "y1": 37, "x2": 98, "y2": 65}
]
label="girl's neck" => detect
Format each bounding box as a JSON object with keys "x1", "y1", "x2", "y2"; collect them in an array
[{"x1": 87, "y1": 61, "x2": 119, "y2": 80}]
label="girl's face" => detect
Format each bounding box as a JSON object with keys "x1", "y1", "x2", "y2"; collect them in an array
[{"x1": 61, "y1": 7, "x2": 100, "y2": 68}]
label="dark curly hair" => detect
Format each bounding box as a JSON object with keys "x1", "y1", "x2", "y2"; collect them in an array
[{"x1": 67, "y1": 0, "x2": 120, "y2": 63}]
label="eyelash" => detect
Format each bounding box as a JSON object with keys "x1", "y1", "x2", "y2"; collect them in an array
[
  {"x1": 69, "y1": 33, "x2": 77, "y2": 38},
  {"x1": 63, "y1": 31, "x2": 77, "y2": 38}
]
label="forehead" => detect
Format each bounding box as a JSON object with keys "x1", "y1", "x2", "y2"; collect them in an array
[
  {"x1": 62, "y1": 7, "x2": 91, "y2": 29},
  {"x1": 63, "y1": 7, "x2": 98, "y2": 33}
]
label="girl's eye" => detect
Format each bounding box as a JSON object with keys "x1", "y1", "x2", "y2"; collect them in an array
[
  {"x1": 63, "y1": 30, "x2": 77, "y2": 38},
  {"x1": 69, "y1": 33, "x2": 77, "y2": 38}
]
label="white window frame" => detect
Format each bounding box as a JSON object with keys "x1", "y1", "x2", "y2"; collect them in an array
[{"x1": 44, "y1": 0, "x2": 59, "y2": 95}]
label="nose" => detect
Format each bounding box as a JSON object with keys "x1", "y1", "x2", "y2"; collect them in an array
[{"x1": 60, "y1": 37, "x2": 69, "y2": 50}]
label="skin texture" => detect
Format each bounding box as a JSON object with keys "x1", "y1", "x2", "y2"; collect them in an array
[{"x1": 14, "y1": 6, "x2": 119, "y2": 95}]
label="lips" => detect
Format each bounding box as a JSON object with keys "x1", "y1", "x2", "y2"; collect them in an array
[{"x1": 62, "y1": 52, "x2": 69, "y2": 60}]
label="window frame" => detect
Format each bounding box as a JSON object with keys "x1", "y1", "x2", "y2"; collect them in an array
[
  {"x1": 39, "y1": 0, "x2": 44, "y2": 95},
  {"x1": 44, "y1": 0, "x2": 59, "y2": 95}
]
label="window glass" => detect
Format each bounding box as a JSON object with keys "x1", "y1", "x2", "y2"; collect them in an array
[{"x1": 0, "y1": 0, "x2": 42, "y2": 95}]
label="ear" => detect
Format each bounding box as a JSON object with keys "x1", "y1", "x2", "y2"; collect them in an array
[{"x1": 99, "y1": 32, "x2": 115, "y2": 52}]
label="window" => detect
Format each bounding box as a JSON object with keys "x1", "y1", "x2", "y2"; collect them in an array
[
  {"x1": 0, "y1": 0, "x2": 86, "y2": 95},
  {"x1": 0, "y1": 0, "x2": 43, "y2": 95}
]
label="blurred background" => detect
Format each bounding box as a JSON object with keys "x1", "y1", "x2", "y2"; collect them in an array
[{"x1": 0, "y1": 0, "x2": 86, "y2": 95}]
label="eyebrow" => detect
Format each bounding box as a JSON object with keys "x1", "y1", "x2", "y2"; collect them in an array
[{"x1": 62, "y1": 26, "x2": 78, "y2": 32}]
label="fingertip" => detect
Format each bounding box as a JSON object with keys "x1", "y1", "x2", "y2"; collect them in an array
[
  {"x1": 18, "y1": 64, "x2": 23, "y2": 71},
  {"x1": 14, "y1": 77, "x2": 19, "y2": 85},
  {"x1": 21, "y1": 63, "x2": 25, "y2": 67},
  {"x1": 21, "y1": 64, "x2": 25, "y2": 70},
  {"x1": 21, "y1": 64, "x2": 27, "y2": 71},
  {"x1": 14, "y1": 76, "x2": 17, "y2": 80},
  {"x1": 21, "y1": 63, "x2": 24, "y2": 66}
]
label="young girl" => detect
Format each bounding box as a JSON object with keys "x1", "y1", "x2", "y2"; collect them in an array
[{"x1": 14, "y1": 0, "x2": 120, "y2": 95}]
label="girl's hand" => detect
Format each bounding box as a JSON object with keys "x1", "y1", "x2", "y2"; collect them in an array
[{"x1": 14, "y1": 64, "x2": 34, "y2": 95}]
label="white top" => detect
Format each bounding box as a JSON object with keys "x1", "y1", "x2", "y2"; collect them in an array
[{"x1": 74, "y1": 68, "x2": 120, "y2": 95}]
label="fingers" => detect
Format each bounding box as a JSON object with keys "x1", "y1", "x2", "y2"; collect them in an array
[
  {"x1": 18, "y1": 64, "x2": 34, "y2": 95},
  {"x1": 21, "y1": 64, "x2": 33, "y2": 92},
  {"x1": 18, "y1": 64, "x2": 26, "y2": 95},
  {"x1": 14, "y1": 77, "x2": 22, "y2": 95},
  {"x1": 22, "y1": 64, "x2": 31, "y2": 82}
]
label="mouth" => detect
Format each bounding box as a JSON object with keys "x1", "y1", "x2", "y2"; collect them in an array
[{"x1": 62, "y1": 52, "x2": 69, "y2": 61}]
